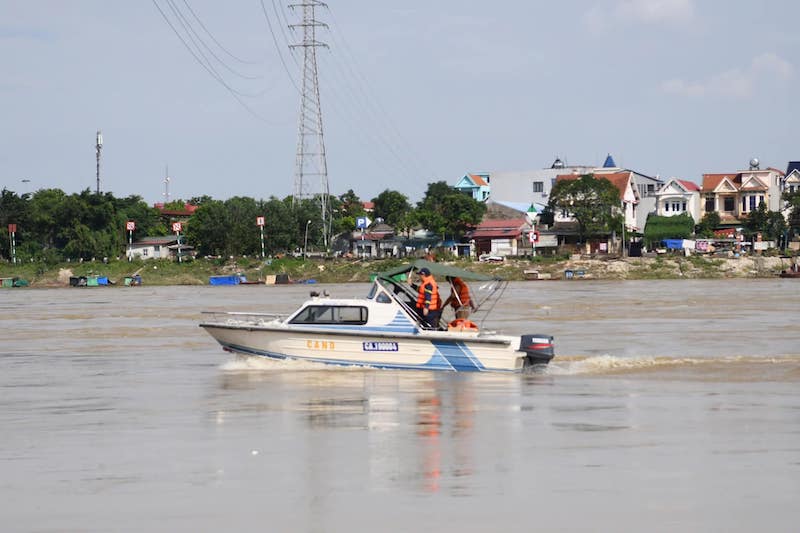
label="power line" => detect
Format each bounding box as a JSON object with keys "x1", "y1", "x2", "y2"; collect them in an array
[
  {"x1": 327, "y1": 10, "x2": 429, "y2": 180},
  {"x1": 259, "y1": 0, "x2": 301, "y2": 93},
  {"x1": 164, "y1": 0, "x2": 264, "y2": 87},
  {"x1": 151, "y1": 0, "x2": 274, "y2": 122},
  {"x1": 179, "y1": 0, "x2": 264, "y2": 65}
]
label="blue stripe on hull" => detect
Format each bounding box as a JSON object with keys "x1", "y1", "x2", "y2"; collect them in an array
[
  {"x1": 218, "y1": 340, "x2": 512, "y2": 373},
  {"x1": 430, "y1": 341, "x2": 486, "y2": 371}
]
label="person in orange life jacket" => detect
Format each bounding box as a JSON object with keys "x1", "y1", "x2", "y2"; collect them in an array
[
  {"x1": 443, "y1": 276, "x2": 476, "y2": 319},
  {"x1": 415, "y1": 267, "x2": 441, "y2": 328}
]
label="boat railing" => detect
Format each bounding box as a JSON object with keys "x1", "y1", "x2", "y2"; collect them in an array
[{"x1": 201, "y1": 310, "x2": 286, "y2": 325}]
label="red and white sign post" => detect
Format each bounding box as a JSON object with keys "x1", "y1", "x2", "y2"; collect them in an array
[
  {"x1": 126, "y1": 220, "x2": 135, "y2": 261},
  {"x1": 528, "y1": 227, "x2": 539, "y2": 257},
  {"x1": 8, "y1": 224, "x2": 17, "y2": 264},
  {"x1": 256, "y1": 216, "x2": 265, "y2": 258},
  {"x1": 172, "y1": 222, "x2": 183, "y2": 263}
]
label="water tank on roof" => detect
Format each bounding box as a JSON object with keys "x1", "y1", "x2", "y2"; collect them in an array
[
  {"x1": 749, "y1": 158, "x2": 760, "y2": 170},
  {"x1": 551, "y1": 157, "x2": 564, "y2": 169}
]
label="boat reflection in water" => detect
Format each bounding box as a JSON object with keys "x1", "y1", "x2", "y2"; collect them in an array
[{"x1": 212, "y1": 358, "x2": 531, "y2": 495}]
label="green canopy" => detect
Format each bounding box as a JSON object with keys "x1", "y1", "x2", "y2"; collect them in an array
[{"x1": 377, "y1": 259, "x2": 499, "y2": 282}]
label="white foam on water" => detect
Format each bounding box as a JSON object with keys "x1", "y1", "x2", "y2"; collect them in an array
[
  {"x1": 546, "y1": 354, "x2": 800, "y2": 376},
  {"x1": 219, "y1": 355, "x2": 372, "y2": 372}
]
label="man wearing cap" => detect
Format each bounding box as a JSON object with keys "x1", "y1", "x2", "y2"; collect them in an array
[{"x1": 415, "y1": 267, "x2": 441, "y2": 329}]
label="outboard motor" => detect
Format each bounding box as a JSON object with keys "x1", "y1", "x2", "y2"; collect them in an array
[{"x1": 519, "y1": 334, "x2": 555, "y2": 367}]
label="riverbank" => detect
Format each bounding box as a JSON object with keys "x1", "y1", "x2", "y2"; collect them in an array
[{"x1": 1, "y1": 254, "x2": 796, "y2": 287}]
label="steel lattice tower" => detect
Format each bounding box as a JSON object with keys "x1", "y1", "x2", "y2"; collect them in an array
[{"x1": 290, "y1": 1, "x2": 330, "y2": 247}]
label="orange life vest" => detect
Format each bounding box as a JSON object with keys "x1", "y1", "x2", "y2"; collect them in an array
[
  {"x1": 449, "y1": 277, "x2": 471, "y2": 309},
  {"x1": 448, "y1": 318, "x2": 479, "y2": 331},
  {"x1": 416, "y1": 275, "x2": 440, "y2": 311}
]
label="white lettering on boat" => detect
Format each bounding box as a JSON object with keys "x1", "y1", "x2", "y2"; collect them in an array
[{"x1": 362, "y1": 341, "x2": 398, "y2": 352}]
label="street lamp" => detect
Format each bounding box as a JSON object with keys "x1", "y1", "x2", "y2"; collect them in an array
[{"x1": 303, "y1": 219, "x2": 311, "y2": 260}]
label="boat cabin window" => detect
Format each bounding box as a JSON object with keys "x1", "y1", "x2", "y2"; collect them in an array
[
  {"x1": 290, "y1": 305, "x2": 368, "y2": 325},
  {"x1": 375, "y1": 291, "x2": 392, "y2": 304}
]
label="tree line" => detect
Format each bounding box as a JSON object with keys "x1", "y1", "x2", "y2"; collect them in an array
[{"x1": 0, "y1": 182, "x2": 486, "y2": 262}]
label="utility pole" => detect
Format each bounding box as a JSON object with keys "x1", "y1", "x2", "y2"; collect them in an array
[
  {"x1": 95, "y1": 130, "x2": 103, "y2": 194},
  {"x1": 289, "y1": 1, "x2": 331, "y2": 249},
  {"x1": 163, "y1": 165, "x2": 171, "y2": 203}
]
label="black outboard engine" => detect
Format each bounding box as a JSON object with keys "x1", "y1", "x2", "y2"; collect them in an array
[{"x1": 519, "y1": 334, "x2": 555, "y2": 367}]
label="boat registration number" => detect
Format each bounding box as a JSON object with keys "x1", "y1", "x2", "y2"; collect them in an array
[{"x1": 362, "y1": 341, "x2": 398, "y2": 352}]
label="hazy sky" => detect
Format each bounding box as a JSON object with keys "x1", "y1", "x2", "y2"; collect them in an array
[{"x1": 2, "y1": 1, "x2": 798, "y2": 204}]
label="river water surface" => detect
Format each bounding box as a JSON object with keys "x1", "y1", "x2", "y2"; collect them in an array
[{"x1": 1, "y1": 280, "x2": 799, "y2": 532}]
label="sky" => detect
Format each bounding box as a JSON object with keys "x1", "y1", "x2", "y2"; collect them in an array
[{"x1": 2, "y1": 0, "x2": 799, "y2": 205}]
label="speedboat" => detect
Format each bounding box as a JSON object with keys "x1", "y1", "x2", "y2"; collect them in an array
[{"x1": 199, "y1": 260, "x2": 555, "y2": 372}]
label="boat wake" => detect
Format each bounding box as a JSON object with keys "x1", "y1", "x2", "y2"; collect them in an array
[{"x1": 546, "y1": 354, "x2": 800, "y2": 380}]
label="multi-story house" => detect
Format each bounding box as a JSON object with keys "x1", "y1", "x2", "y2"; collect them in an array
[
  {"x1": 454, "y1": 173, "x2": 491, "y2": 202},
  {"x1": 593, "y1": 155, "x2": 662, "y2": 231},
  {"x1": 655, "y1": 178, "x2": 702, "y2": 222},
  {"x1": 783, "y1": 162, "x2": 800, "y2": 195},
  {"x1": 553, "y1": 171, "x2": 640, "y2": 234},
  {"x1": 471, "y1": 158, "x2": 593, "y2": 209},
  {"x1": 700, "y1": 161, "x2": 785, "y2": 225}
]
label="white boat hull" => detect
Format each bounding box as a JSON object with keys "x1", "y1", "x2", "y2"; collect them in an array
[{"x1": 200, "y1": 322, "x2": 541, "y2": 372}]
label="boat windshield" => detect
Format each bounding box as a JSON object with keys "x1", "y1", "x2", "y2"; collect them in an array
[
  {"x1": 366, "y1": 283, "x2": 378, "y2": 299},
  {"x1": 289, "y1": 305, "x2": 368, "y2": 325}
]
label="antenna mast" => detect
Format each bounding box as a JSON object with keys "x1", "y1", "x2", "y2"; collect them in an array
[
  {"x1": 95, "y1": 130, "x2": 103, "y2": 194},
  {"x1": 289, "y1": 0, "x2": 331, "y2": 248},
  {"x1": 163, "y1": 165, "x2": 171, "y2": 203}
]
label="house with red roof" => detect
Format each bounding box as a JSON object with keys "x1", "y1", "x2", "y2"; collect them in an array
[
  {"x1": 468, "y1": 218, "x2": 534, "y2": 257},
  {"x1": 655, "y1": 178, "x2": 702, "y2": 221},
  {"x1": 700, "y1": 161, "x2": 784, "y2": 225},
  {"x1": 454, "y1": 173, "x2": 491, "y2": 202},
  {"x1": 549, "y1": 171, "x2": 640, "y2": 254},
  {"x1": 554, "y1": 171, "x2": 640, "y2": 229}
]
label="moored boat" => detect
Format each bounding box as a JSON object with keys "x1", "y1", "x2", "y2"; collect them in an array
[
  {"x1": 199, "y1": 260, "x2": 555, "y2": 372},
  {"x1": 779, "y1": 261, "x2": 800, "y2": 278}
]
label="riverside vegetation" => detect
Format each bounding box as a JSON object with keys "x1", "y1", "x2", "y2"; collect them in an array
[{"x1": 1, "y1": 253, "x2": 795, "y2": 287}]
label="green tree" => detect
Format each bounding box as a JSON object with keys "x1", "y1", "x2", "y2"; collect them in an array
[
  {"x1": 782, "y1": 190, "x2": 800, "y2": 237},
  {"x1": 416, "y1": 181, "x2": 486, "y2": 239},
  {"x1": 743, "y1": 202, "x2": 787, "y2": 241},
  {"x1": 643, "y1": 213, "x2": 695, "y2": 248},
  {"x1": 331, "y1": 189, "x2": 365, "y2": 235},
  {"x1": 115, "y1": 195, "x2": 163, "y2": 241},
  {"x1": 263, "y1": 197, "x2": 299, "y2": 254},
  {"x1": 695, "y1": 211, "x2": 721, "y2": 238},
  {"x1": 224, "y1": 196, "x2": 262, "y2": 256},
  {"x1": 185, "y1": 200, "x2": 229, "y2": 256},
  {"x1": 372, "y1": 189, "x2": 411, "y2": 227},
  {"x1": 548, "y1": 174, "x2": 621, "y2": 243},
  {"x1": 338, "y1": 189, "x2": 365, "y2": 219},
  {"x1": 0, "y1": 189, "x2": 30, "y2": 260}
]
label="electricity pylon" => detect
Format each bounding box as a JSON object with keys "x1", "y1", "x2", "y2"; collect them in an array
[{"x1": 290, "y1": 1, "x2": 331, "y2": 248}]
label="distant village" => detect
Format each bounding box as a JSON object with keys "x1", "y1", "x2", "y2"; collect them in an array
[
  {"x1": 123, "y1": 154, "x2": 800, "y2": 263},
  {"x1": 343, "y1": 155, "x2": 800, "y2": 260}
]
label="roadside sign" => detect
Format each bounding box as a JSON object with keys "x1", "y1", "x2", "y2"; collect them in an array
[
  {"x1": 528, "y1": 231, "x2": 539, "y2": 243},
  {"x1": 256, "y1": 216, "x2": 265, "y2": 227},
  {"x1": 126, "y1": 221, "x2": 135, "y2": 231},
  {"x1": 8, "y1": 224, "x2": 16, "y2": 233},
  {"x1": 172, "y1": 222, "x2": 182, "y2": 233}
]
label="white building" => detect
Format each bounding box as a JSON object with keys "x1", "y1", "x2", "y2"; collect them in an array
[{"x1": 655, "y1": 178, "x2": 702, "y2": 222}]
